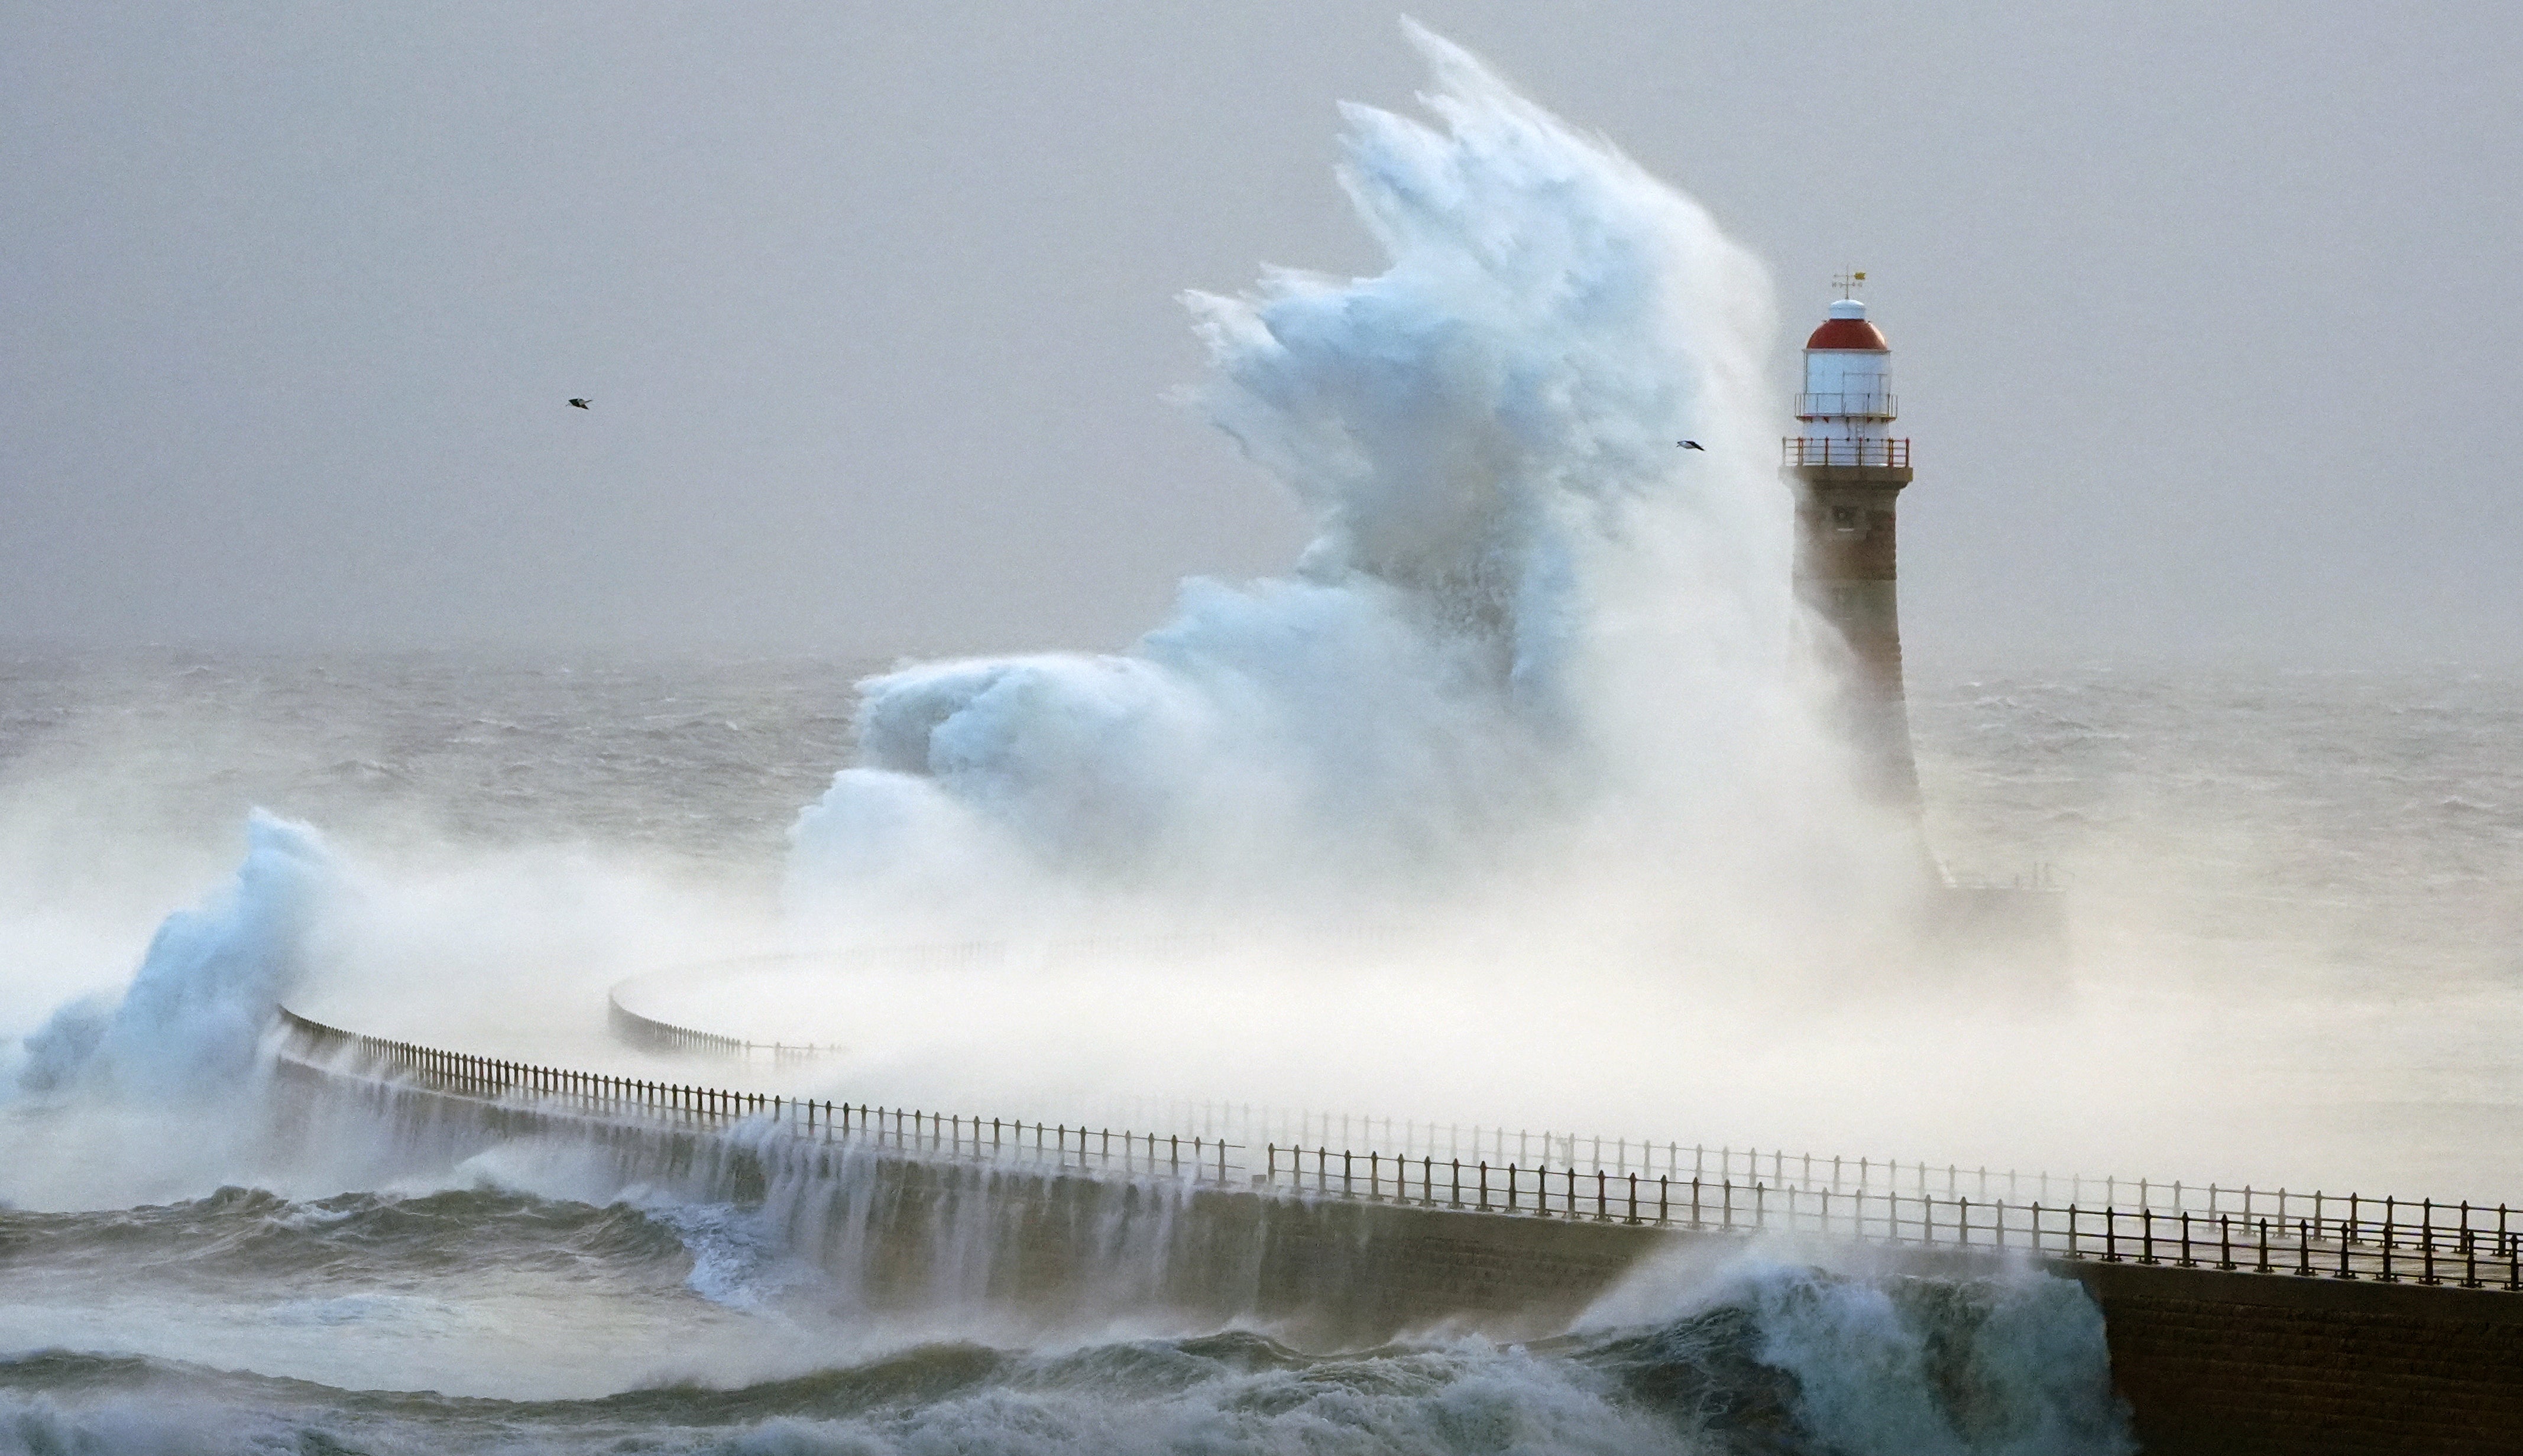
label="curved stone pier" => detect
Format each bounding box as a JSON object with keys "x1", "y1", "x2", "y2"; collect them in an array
[{"x1": 270, "y1": 1006, "x2": 2523, "y2": 1451}]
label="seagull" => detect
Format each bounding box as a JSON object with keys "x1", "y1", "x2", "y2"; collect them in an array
[
  {"x1": 1677, "y1": 439, "x2": 1703, "y2": 450},
  {"x1": 568, "y1": 398, "x2": 591, "y2": 410}
]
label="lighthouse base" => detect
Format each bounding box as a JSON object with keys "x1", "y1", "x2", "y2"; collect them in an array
[{"x1": 1915, "y1": 877, "x2": 2073, "y2": 998}]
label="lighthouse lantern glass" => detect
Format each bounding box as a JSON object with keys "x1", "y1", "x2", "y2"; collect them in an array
[{"x1": 1797, "y1": 300, "x2": 1895, "y2": 442}]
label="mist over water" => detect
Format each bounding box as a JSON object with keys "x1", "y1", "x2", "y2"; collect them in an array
[
  {"x1": 1, "y1": 661, "x2": 2511, "y2": 1454},
  {"x1": 0, "y1": 25, "x2": 2512, "y2": 1456}
]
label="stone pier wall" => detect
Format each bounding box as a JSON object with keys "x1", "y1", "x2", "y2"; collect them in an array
[
  {"x1": 267, "y1": 1055, "x2": 1667, "y2": 1345},
  {"x1": 2063, "y1": 1262, "x2": 2523, "y2": 1455},
  {"x1": 272, "y1": 1055, "x2": 2523, "y2": 1450}
]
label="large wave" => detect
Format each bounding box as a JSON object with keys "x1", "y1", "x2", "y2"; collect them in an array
[
  {"x1": 12, "y1": 810, "x2": 338, "y2": 1100},
  {"x1": 789, "y1": 26, "x2": 1885, "y2": 928}
]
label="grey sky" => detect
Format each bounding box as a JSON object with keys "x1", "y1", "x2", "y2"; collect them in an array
[{"x1": 5, "y1": 2, "x2": 2516, "y2": 666}]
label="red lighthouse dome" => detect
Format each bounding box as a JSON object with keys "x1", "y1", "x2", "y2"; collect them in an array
[{"x1": 1804, "y1": 298, "x2": 1889, "y2": 352}]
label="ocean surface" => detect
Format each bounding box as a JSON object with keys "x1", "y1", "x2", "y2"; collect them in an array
[{"x1": 0, "y1": 646, "x2": 2514, "y2": 1453}]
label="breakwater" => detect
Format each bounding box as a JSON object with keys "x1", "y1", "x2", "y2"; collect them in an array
[{"x1": 272, "y1": 1007, "x2": 2523, "y2": 1451}]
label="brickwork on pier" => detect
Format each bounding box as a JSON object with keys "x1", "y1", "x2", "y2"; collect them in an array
[{"x1": 2065, "y1": 1263, "x2": 2523, "y2": 1454}]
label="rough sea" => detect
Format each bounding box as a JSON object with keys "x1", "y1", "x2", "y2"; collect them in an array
[
  {"x1": 0, "y1": 647, "x2": 2514, "y2": 1454},
  {"x1": 6, "y1": 30, "x2": 2518, "y2": 1454}
]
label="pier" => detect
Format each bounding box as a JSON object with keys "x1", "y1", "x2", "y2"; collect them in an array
[{"x1": 273, "y1": 1006, "x2": 2523, "y2": 1452}]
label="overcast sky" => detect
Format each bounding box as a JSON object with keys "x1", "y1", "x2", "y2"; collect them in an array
[{"x1": 5, "y1": 2, "x2": 2516, "y2": 666}]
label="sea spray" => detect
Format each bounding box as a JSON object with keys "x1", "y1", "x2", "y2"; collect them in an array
[
  {"x1": 0, "y1": 1178, "x2": 2138, "y2": 1452},
  {"x1": 787, "y1": 25, "x2": 1884, "y2": 932},
  {"x1": 1568, "y1": 1240, "x2": 2124, "y2": 1453},
  {"x1": 14, "y1": 810, "x2": 338, "y2": 1100},
  {"x1": 242, "y1": 1065, "x2": 2132, "y2": 1449},
  {"x1": 1738, "y1": 1264, "x2": 2132, "y2": 1455}
]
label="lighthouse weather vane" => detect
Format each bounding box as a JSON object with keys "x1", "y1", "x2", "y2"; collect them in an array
[{"x1": 1834, "y1": 268, "x2": 1867, "y2": 299}]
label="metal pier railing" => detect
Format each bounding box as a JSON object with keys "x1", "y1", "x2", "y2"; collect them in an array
[{"x1": 277, "y1": 1007, "x2": 2521, "y2": 1293}]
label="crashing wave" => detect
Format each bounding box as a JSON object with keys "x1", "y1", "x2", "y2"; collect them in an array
[{"x1": 788, "y1": 26, "x2": 1869, "y2": 925}]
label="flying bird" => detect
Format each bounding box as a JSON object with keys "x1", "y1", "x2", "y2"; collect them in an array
[
  {"x1": 568, "y1": 398, "x2": 591, "y2": 410},
  {"x1": 1677, "y1": 439, "x2": 1703, "y2": 450}
]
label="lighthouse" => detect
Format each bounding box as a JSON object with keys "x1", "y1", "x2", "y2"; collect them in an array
[{"x1": 1786, "y1": 281, "x2": 1919, "y2": 805}]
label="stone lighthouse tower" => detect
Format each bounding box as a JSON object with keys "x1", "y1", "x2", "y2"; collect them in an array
[{"x1": 1786, "y1": 282, "x2": 1919, "y2": 805}]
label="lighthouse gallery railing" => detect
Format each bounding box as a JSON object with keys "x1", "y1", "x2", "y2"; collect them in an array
[{"x1": 1783, "y1": 437, "x2": 1910, "y2": 468}]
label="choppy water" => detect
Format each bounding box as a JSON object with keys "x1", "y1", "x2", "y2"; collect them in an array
[
  {"x1": 9, "y1": 20, "x2": 2520, "y2": 1444},
  {"x1": 0, "y1": 647, "x2": 863, "y2": 871},
  {"x1": 1915, "y1": 663, "x2": 2523, "y2": 990},
  {"x1": 1, "y1": 646, "x2": 2514, "y2": 1451},
  {"x1": 0, "y1": 1183, "x2": 2126, "y2": 1455}
]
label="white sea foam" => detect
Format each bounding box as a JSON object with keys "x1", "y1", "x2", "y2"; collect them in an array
[
  {"x1": 639, "y1": 1196, "x2": 809, "y2": 1310},
  {"x1": 788, "y1": 25, "x2": 1904, "y2": 941},
  {"x1": 1742, "y1": 1264, "x2": 2131, "y2": 1455},
  {"x1": 12, "y1": 810, "x2": 339, "y2": 1100}
]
